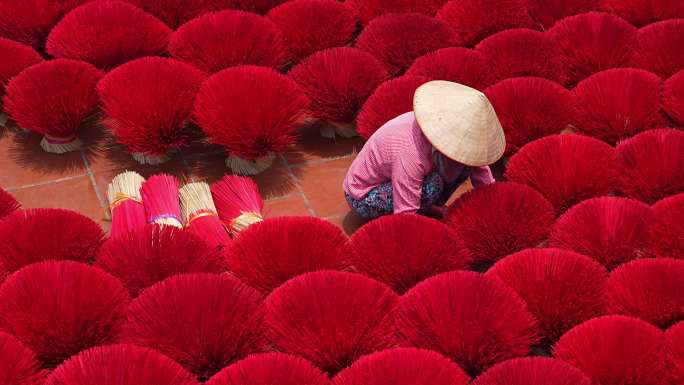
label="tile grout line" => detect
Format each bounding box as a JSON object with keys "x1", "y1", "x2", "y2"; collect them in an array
[
  {"x1": 80, "y1": 149, "x2": 107, "y2": 211},
  {"x1": 263, "y1": 192, "x2": 300, "y2": 202},
  {"x1": 278, "y1": 154, "x2": 317, "y2": 216},
  {"x1": 5, "y1": 173, "x2": 88, "y2": 192}
]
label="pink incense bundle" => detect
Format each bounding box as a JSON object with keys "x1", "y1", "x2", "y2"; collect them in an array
[
  {"x1": 525, "y1": 0, "x2": 599, "y2": 29},
  {"x1": 616, "y1": 128, "x2": 684, "y2": 204},
  {"x1": 96, "y1": 224, "x2": 226, "y2": 296},
  {"x1": 206, "y1": 353, "x2": 329, "y2": 385},
  {"x1": 605, "y1": 258, "x2": 684, "y2": 329},
  {"x1": 289, "y1": 47, "x2": 389, "y2": 138},
  {"x1": 179, "y1": 182, "x2": 231, "y2": 248},
  {"x1": 211, "y1": 175, "x2": 264, "y2": 235},
  {"x1": 484, "y1": 77, "x2": 574, "y2": 155},
  {"x1": 0, "y1": 261, "x2": 131, "y2": 365},
  {"x1": 553, "y1": 316, "x2": 668, "y2": 385},
  {"x1": 632, "y1": 19, "x2": 684, "y2": 79},
  {"x1": 97, "y1": 57, "x2": 205, "y2": 165},
  {"x1": 333, "y1": 348, "x2": 470, "y2": 385},
  {"x1": 548, "y1": 197, "x2": 653, "y2": 269},
  {"x1": 549, "y1": 12, "x2": 637, "y2": 87},
  {"x1": 573, "y1": 68, "x2": 664, "y2": 144},
  {"x1": 0, "y1": 332, "x2": 46, "y2": 385},
  {"x1": 602, "y1": 0, "x2": 684, "y2": 27},
  {"x1": 0, "y1": 187, "x2": 19, "y2": 220},
  {"x1": 648, "y1": 193, "x2": 684, "y2": 259},
  {"x1": 0, "y1": 38, "x2": 41, "y2": 97},
  {"x1": 140, "y1": 174, "x2": 182, "y2": 228},
  {"x1": 0, "y1": 0, "x2": 87, "y2": 49},
  {"x1": 435, "y1": 0, "x2": 533, "y2": 47},
  {"x1": 169, "y1": 10, "x2": 289, "y2": 73},
  {"x1": 406, "y1": 48, "x2": 493, "y2": 90},
  {"x1": 125, "y1": 0, "x2": 237, "y2": 28},
  {"x1": 194, "y1": 66, "x2": 309, "y2": 175},
  {"x1": 121, "y1": 274, "x2": 265, "y2": 379},
  {"x1": 663, "y1": 69, "x2": 684, "y2": 126},
  {"x1": 355, "y1": 13, "x2": 455, "y2": 76},
  {"x1": 473, "y1": 357, "x2": 591, "y2": 385},
  {"x1": 476, "y1": 28, "x2": 564, "y2": 84},
  {"x1": 107, "y1": 171, "x2": 146, "y2": 237},
  {"x1": 346, "y1": 0, "x2": 448, "y2": 25},
  {"x1": 267, "y1": 0, "x2": 357, "y2": 60},
  {"x1": 396, "y1": 271, "x2": 538, "y2": 376},
  {"x1": 227, "y1": 216, "x2": 348, "y2": 293},
  {"x1": 487, "y1": 248, "x2": 607, "y2": 343},
  {"x1": 3, "y1": 59, "x2": 103, "y2": 154},
  {"x1": 668, "y1": 322, "x2": 684, "y2": 385},
  {"x1": 265, "y1": 271, "x2": 399, "y2": 373},
  {"x1": 45, "y1": 344, "x2": 199, "y2": 385},
  {"x1": 505, "y1": 134, "x2": 620, "y2": 214},
  {"x1": 46, "y1": 0, "x2": 171, "y2": 71},
  {"x1": 347, "y1": 214, "x2": 471, "y2": 294},
  {"x1": 356, "y1": 75, "x2": 429, "y2": 139}
]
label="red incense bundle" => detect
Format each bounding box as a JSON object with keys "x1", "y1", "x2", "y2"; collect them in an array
[
  {"x1": 107, "y1": 171, "x2": 146, "y2": 237},
  {"x1": 140, "y1": 174, "x2": 182, "y2": 228},
  {"x1": 0, "y1": 187, "x2": 19, "y2": 220},
  {"x1": 210, "y1": 175, "x2": 264, "y2": 236},
  {"x1": 179, "y1": 182, "x2": 230, "y2": 248}
]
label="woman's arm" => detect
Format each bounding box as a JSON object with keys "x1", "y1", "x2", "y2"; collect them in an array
[{"x1": 471, "y1": 166, "x2": 495, "y2": 187}]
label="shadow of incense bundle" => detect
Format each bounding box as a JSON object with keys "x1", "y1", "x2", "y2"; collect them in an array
[
  {"x1": 211, "y1": 175, "x2": 264, "y2": 236},
  {"x1": 107, "y1": 171, "x2": 146, "y2": 237},
  {"x1": 141, "y1": 174, "x2": 182, "y2": 228},
  {"x1": 180, "y1": 182, "x2": 231, "y2": 248}
]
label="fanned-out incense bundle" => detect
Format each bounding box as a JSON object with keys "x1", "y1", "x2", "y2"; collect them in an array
[
  {"x1": 179, "y1": 182, "x2": 231, "y2": 248},
  {"x1": 140, "y1": 174, "x2": 182, "y2": 228},
  {"x1": 107, "y1": 171, "x2": 146, "y2": 237},
  {"x1": 211, "y1": 175, "x2": 264, "y2": 236}
]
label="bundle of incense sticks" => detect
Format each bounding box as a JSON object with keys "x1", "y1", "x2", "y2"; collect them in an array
[
  {"x1": 107, "y1": 171, "x2": 146, "y2": 236},
  {"x1": 179, "y1": 182, "x2": 231, "y2": 248}
]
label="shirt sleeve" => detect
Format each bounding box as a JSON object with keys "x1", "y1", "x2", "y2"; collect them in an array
[
  {"x1": 391, "y1": 154, "x2": 426, "y2": 214},
  {"x1": 470, "y1": 166, "x2": 496, "y2": 187}
]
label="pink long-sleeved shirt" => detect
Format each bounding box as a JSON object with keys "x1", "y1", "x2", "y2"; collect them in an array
[{"x1": 343, "y1": 112, "x2": 495, "y2": 214}]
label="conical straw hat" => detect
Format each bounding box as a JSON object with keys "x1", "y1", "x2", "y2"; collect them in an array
[{"x1": 413, "y1": 80, "x2": 505, "y2": 166}]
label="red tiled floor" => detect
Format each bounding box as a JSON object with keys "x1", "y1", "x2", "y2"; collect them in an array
[
  {"x1": 263, "y1": 194, "x2": 313, "y2": 218},
  {"x1": 292, "y1": 156, "x2": 354, "y2": 217},
  {"x1": 325, "y1": 211, "x2": 367, "y2": 236},
  {"x1": 284, "y1": 121, "x2": 364, "y2": 165}
]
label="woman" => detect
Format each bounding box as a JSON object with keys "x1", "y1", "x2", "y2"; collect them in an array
[{"x1": 343, "y1": 80, "x2": 505, "y2": 219}]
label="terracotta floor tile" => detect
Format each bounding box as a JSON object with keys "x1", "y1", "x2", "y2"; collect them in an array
[
  {"x1": 263, "y1": 194, "x2": 313, "y2": 218},
  {"x1": 284, "y1": 121, "x2": 364, "y2": 164},
  {"x1": 293, "y1": 156, "x2": 354, "y2": 217},
  {"x1": 325, "y1": 211, "x2": 367, "y2": 236},
  {"x1": 10, "y1": 176, "x2": 106, "y2": 223}
]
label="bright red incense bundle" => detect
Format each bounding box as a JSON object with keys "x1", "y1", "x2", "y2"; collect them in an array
[
  {"x1": 0, "y1": 38, "x2": 41, "y2": 97},
  {"x1": 605, "y1": 258, "x2": 684, "y2": 328},
  {"x1": 406, "y1": 48, "x2": 493, "y2": 90},
  {"x1": 45, "y1": 344, "x2": 199, "y2": 385},
  {"x1": 206, "y1": 353, "x2": 329, "y2": 385},
  {"x1": 396, "y1": 271, "x2": 538, "y2": 376},
  {"x1": 140, "y1": 174, "x2": 182, "y2": 228},
  {"x1": 97, "y1": 57, "x2": 205, "y2": 165},
  {"x1": 0, "y1": 332, "x2": 46, "y2": 385},
  {"x1": 0, "y1": 261, "x2": 131, "y2": 365},
  {"x1": 3, "y1": 59, "x2": 102, "y2": 153},
  {"x1": 347, "y1": 214, "x2": 470, "y2": 294},
  {"x1": 505, "y1": 134, "x2": 620, "y2": 214},
  {"x1": 289, "y1": 47, "x2": 388, "y2": 137},
  {"x1": 333, "y1": 348, "x2": 470, "y2": 385},
  {"x1": 444, "y1": 182, "x2": 555, "y2": 266},
  {"x1": 121, "y1": 274, "x2": 265, "y2": 379},
  {"x1": 46, "y1": 0, "x2": 171, "y2": 71},
  {"x1": 95, "y1": 224, "x2": 226, "y2": 296},
  {"x1": 179, "y1": 182, "x2": 231, "y2": 248},
  {"x1": 233, "y1": 0, "x2": 289, "y2": 14},
  {"x1": 550, "y1": 12, "x2": 637, "y2": 87},
  {"x1": 106, "y1": 171, "x2": 146, "y2": 236},
  {"x1": 668, "y1": 322, "x2": 684, "y2": 385},
  {"x1": 0, "y1": 187, "x2": 19, "y2": 220},
  {"x1": 487, "y1": 248, "x2": 607, "y2": 343},
  {"x1": 484, "y1": 77, "x2": 574, "y2": 155},
  {"x1": 355, "y1": 13, "x2": 455, "y2": 76},
  {"x1": 356, "y1": 75, "x2": 429, "y2": 139},
  {"x1": 573, "y1": 68, "x2": 664, "y2": 144},
  {"x1": 0, "y1": 0, "x2": 86, "y2": 49},
  {"x1": 553, "y1": 316, "x2": 668, "y2": 385},
  {"x1": 549, "y1": 197, "x2": 652, "y2": 269},
  {"x1": 227, "y1": 216, "x2": 348, "y2": 293},
  {"x1": 632, "y1": 20, "x2": 684, "y2": 79},
  {"x1": 525, "y1": 0, "x2": 599, "y2": 29},
  {"x1": 648, "y1": 193, "x2": 684, "y2": 259},
  {"x1": 601, "y1": 0, "x2": 684, "y2": 27},
  {"x1": 194, "y1": 66, "x2": 309, "y2": 175},
  {"x1": 346, "y1": 0, "x2": 448, "y2": 24},
  {"x1": 476, "y1": 28, "x2": 564, "y2": 83},
  {"x1": 169, "y1": 10, "x2": 288, "y2": 73},
  {"x1": 663, "y1": 69, "x2": 684, "y2": 126},
  {"x1": 267, "y1": 0, "x2": 357, "y2": 60},
  {"x1": 435, "y1": 0, "x2": 533, "y2": 47},
  {"x1": 474, "y1": 357, "x2": 591, "y2": 385},
  {"x1": 211, "y1": 175, "x2": 264, "y2": 235},
  {"x1": 124, "y1": 0, "x2": 237, "y2": 28},
  {"x1": 616, "y1": 128, "x2": 684, "y2": 204},
  {"x1": 0, "y1": 208, "x2": 104, "y2": 274},
  {"x1": 265, "y1": 271, "x2": 399, "y2": 373}
]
